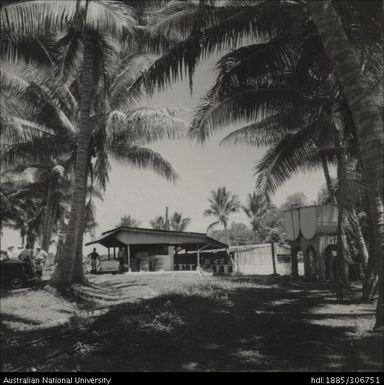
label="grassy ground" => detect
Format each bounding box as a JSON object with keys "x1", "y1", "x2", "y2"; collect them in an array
[{"x1": 1, "y1": 274, "x2": 383, "y2": 372}]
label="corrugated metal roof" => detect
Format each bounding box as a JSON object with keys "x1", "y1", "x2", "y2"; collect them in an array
[{"x1": 85, "y1": 227, "x2": 227, "y2": 249}]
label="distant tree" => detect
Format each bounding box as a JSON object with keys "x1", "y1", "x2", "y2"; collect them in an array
[
  {"x1": 150, "y1": 216, "x2": 165, "y2": 230},
  {"x1": 282, "y1": 192, "x2": 308, "y2": 210},
  {"x1": 228, "y1": 222, "x2": 254, "y2": 246},
  {"x1": 242, "y1": 192, "x2": 270, "y2": 242},
  {"x1": 170, "y1": 212, "x2": 191, "y2": 232},
  {"x1": 209, "y1": 222, "x2": 254, "y2": 246},
  {"x1": 118, "y1": 215, "x2": 141, "y2": 228},
  {"x1": 204, "y1": 187, "x2": 240, "y2": 246},
  {"x1": 258, "y1": 205, "x2": 287, "y2": 243}
]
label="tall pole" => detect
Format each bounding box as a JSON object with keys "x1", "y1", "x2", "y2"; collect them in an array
[
  {"x1": 196, "y1": 245, "x2": 200, "y2": 269},
  {"x1": 126, "y1": 245, "x2": 130, "y2": 272},
  {"x1": 271, "y1": 242, "x2": 277, "y2": 275},
  {"x1": 165, "y1": 206, "x2": 169, "y2": 230},
  {"x1": 291, "y1": 243, "x2": 299, "y2": 279}
]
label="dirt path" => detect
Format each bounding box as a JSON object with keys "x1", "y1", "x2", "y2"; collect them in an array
[{"x1": 0, "y1": 271, "x2": 205, "y2": 331}]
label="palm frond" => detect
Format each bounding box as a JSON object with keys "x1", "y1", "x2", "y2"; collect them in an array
[
  {"x1": 0, "y1": 31, "x2": 60, "y2": 65},
  {"x1": 85, "y1": 1, "x2": 137, "y2": 39},
  {"x1": 220, "y1": 112, "x2": 302, "y2": 147},
  {"x1": 202, "y1": 1, "x2": 305, "y2": 55},
  {"x1": 145, "y1": 0, "x2": 200, "y2": 42},
  {"x1": 55, "y1": 29, "x2": 84, "y2": 84},
  {"x1": 124, "y1": 107, "x2": 186, "y2": 143},
  {"x1": 105, "y1": 107, "x2": 186, "y2": 146},
  {"x1": 93, "y1": 152, "x2": 111, "y2": 192},
  {"x1": 1, "y1": 1, "x2": 78, "y2": 37},
  {"x1": 1, "y1": 118, "x2": 54, "y2": 146},
  {"x1": 214, "y1": 37, "x2": 298, "y2": 89},
  {"x1": 1, "y1": 61, "x2": 77, "y2": 134},
  {"x1": 108, "y1": 54, "x2": 156, "y2": 111},
  {"x1": 137, "y1": 0, "x2": 305, "y2": 96},
  {"x1": 189, "y1": 85, "x2": 304, "y2": 143},
  {"x1": 131, "y1": 30, "x2": 204, "y2": 96},
  {"x1": 206, "y1": 221, "x2": 219, "y2": 232},
  {"x1": 1, "y1": 0, "x2": 136, "y2": 39},
  {"x1": 109, "y1": 145, "x2": 177, "y2": 182},
  {"x1": 255, "y1": 120, "x2": 337, "y2": 198}
]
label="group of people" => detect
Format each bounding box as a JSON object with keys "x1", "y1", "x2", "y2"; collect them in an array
[
  {"x1": 87, "y1": 247, "x2": 127, "y2": 274},
  {"x1": 5, "y1": 243, "x2": 127, "y2": 277},
  {"x1": 6, "y1": 241, "x2": 57, "y2": 282}
]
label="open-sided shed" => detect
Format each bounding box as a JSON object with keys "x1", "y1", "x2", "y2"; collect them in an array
[{"x1": 85, "y1": 226, "x2": 227, "y2": 272}]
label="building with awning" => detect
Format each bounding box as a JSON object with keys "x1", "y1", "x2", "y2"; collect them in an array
[
  {"x1": 85, "y1": 226, "x2": 227, "y2": 272},
  {"x1": 284, "y1": 204, "x2": 339, "y2": 281}
]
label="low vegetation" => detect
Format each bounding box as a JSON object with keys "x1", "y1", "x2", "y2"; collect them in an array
[{"x1": 1, "y1": 276, "x2": 382, "y2": 372}]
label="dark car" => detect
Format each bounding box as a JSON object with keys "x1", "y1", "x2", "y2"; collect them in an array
[{"x1": 0, "y1": 254, "x2": 37, "y2": 289}]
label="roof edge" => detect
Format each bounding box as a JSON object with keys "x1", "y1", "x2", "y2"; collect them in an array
[{"x1": 101, "y1": 226, "x2": 209, "y2": 237}]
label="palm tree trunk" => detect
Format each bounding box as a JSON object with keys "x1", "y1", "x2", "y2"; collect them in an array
[
  {"x1": 223, "y1": 223, "x2": 231, "y2": 247},
  {"x1": 336, "y1": 127, "x2": 349, "y2": 285},
  {"x1": 42, "y1": 180, "x2": 55, "y2": 251},
  {"x1": 308, "y1": 0, "x2": 383, "y2": 328},
  {"x1": 50, "y1": 36, "x2": 95, "y2": 289},
  {"x1": 48, "y1": 201, "x2": 58, "y2": 246},
  {"x1": 350, "y1": 208, "x2": 369, "y2": 268},
  {"x1": 72, "y1": 196, "x2": 87, "y2": 284},
  {"x1": 73, "y1": 230, "x2": 85, "y2": 283},
  {"x1": 321, "y1": 155, "x2": 336, "y2": 204},
  {"x1": 362, "y1": 206, "x2": 379, "y2": 302},
  {"x1": 375, "y1": 271, "x2": 383, "y2": 330},
  {"x1": 362, "y1": 256, "x2": 379, "y2": 302}
]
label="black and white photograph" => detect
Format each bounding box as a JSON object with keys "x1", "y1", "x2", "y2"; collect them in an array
[{"x1": 0, "y1": 0, "x2": 383, "y2": 378}]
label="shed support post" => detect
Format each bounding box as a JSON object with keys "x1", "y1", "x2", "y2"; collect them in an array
[
  {"x1": 196, "y1": 245, "x2": 200, "y2": 269},
  {"x1": 127, "y1": 245, "x2": 131, "y2": 272},
  {"x1": 108, "y1": 248, "x2": 110, "y2": 260},
  {"x1": 271, "y1": 242, "x2": 277, "y2": 275},
  {"x1": 174, "y1": 247, "x2": 178, "y2": 271}
]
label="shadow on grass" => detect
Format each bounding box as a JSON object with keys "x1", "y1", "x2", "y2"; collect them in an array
[{"x1": 1, "y1": 279, "x2": 383, "y2": 372}]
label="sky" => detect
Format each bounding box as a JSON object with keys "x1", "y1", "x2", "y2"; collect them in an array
[{"x1": 1, "y1": 54, "x2": 334, "y2": 251}]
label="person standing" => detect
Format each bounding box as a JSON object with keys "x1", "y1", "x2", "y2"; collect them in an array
[
  {"x1": 34, "y1": 246, "x2": 48, "y2": 282},
  {"x1": 48, "y1": 240, "x2": 57, "y2": 264},
  {"x1": 6, "y1": 246, "x2": 16, "y2": 260},
  {"x1": 117, "y1": 247, "x2": 126, "y2": 273},
  {"x1": 45, "y1": 240, "x2": 57, "y2": 278},
  {"x1": 18, "y1": 244, "x2": 37, "y2": 276},
  {"x1": 88, "y1": 248, "x2": 100, "y2": 274},
  {"x1": 15, "y1": 245, "x2": 24, "y2": 259}
]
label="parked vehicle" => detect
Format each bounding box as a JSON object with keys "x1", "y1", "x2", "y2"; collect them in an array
[{"x1": 0, "y1": 255, "x2": 37, "y2": 289}]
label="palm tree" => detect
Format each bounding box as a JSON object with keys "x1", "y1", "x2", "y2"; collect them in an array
[
  {"x1": 1, "y1": 108, "x2": 76, "y2": 245},
  {"x1": 1, "y1": 0, "x2": 137, "y2": 287},
  {"x1": 1, "y1": 1, "x2": 188, "y2": 287},
  {"x1": 183, "y1": 0, "x2": 381, "y2": 289},
  {"x1": 141, "y1": 0, "x2": 382, "y2": 274},
  {"x1": 0, "y1": 169, "x2": 48, "y2": 248},
  {"x1": 170, "y1": 211, "x2": 191, "y2": 231},
  {"x1": 307, "y1": 0, "x2": 383, "y2": 329},
  {"x1": 90, "y1": 50, "x2": 185, "y2": 194},
  {"x1": 242, "y1": 193, "x2": 269, "y2": 242},
  {"x1": 204, "y1": 186, "x2": 240, "y2": 246}
]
